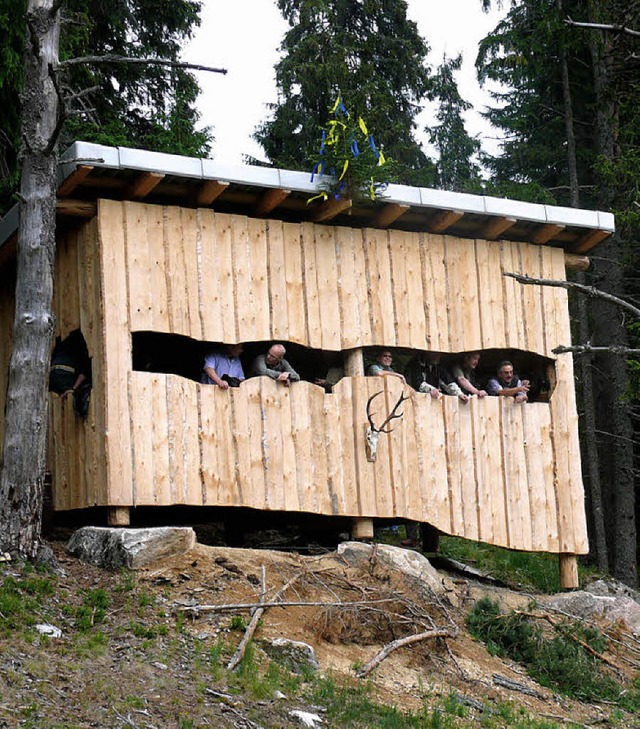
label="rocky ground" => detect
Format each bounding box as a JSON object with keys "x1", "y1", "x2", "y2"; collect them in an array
[{"x1": 0, "y1": 531, "x2": 639, "y2": 728}]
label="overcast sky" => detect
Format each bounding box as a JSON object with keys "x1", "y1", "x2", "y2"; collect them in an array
[{"x1": 185, "y1": 1, "x2": 506, "y2": 165}]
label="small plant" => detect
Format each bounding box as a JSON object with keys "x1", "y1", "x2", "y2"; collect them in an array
[
  {"x1": 115, "y1": 571, "x2": 136, "y2": 593},
  {"x1": 230, "y1": 615, "x2": 247, "y2": 631},
  {"x1": 138, "y1": 591, "x2": 155, "y2": 608},
  {"x1": 74, "y1": 589, "x2": 110, "y2": 631},
  {"x1": 467, "y1": 597, "x2": 628, "y2": 705}
]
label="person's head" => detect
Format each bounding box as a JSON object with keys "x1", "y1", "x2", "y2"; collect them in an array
[
  {"x1": 377, "y1": 350, "x2": 393, "y2": 366},
  {"x1": 266, "y1": 343, "x2": 286, "y2": 366},
  {"x1": 497, "y1": 360, "x2": 515, "y2": 385},
  {"x1": 463, "y1": 352, "x2": 481, "y2": 370},
  {"x1": 226, "y1": 343, "x2": 243, "y2": 358}
]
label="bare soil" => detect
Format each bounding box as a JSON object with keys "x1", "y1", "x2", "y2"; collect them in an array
[{"x1": 0, "y1": 537, "x2": 637, "y2": 728}]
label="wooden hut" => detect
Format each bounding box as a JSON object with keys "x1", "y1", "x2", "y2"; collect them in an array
[{"x1": 0, "y1": 142, "x2": 615, "y2": 586}]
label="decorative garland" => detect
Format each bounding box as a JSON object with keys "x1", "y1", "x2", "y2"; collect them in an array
[{"x1": 308, "y1": 95, "x2": 392, "y2": 204}]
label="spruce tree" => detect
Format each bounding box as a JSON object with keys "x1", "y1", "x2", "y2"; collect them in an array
[{"x1": 254, "y1": 0, "x2": 435, "y2": 185}]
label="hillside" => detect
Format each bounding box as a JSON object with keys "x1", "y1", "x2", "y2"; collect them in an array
[{"x1": 0, "y1": 535, "x2": 638, "y2": 728}]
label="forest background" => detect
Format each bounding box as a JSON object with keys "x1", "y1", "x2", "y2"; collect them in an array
[{"x1": 0, "y1": 0, "x2": 638, "y2": 587}]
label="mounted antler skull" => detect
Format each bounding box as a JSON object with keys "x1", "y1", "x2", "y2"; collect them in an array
[{"x1": 365, "y1": 390, "x2": 409, "y2": 461}]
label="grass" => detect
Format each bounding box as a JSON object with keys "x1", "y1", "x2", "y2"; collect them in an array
[
  {"x1": 467, "y1": 597, "x2": 640, "y2": 710},
  {"x1": 439, "y1": 536, "x2": 602, "y2": 593}
]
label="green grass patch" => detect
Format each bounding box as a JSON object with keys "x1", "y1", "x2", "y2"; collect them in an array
[
  {"x1": 467, "y1": 597, "x2": 634, "y2": 707},
  {"x1": 440, "y1": 537, "x2": 601, "y2": 593},
  {"x1": 0, "y1": 571, "x2": 56, "y2": 633}
]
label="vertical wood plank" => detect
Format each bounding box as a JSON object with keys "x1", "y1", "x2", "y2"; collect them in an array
[
  {"x1": 518, "y1": 242, "x2": 546, "y2": 354},
  {"x1": 404, "y1": 232, "x2": 427, "y2": 349},
  {"x1": 475, "y1": 240, "x2": 506, "y2": 350},
  {"x1": 371, "y1": 229, "x2": 396, "y2": 346},
  {"x1": 147, "y1": 204, "x2": 170, "y2": 333},
  {"x1": 301, "y1": 222, "x2": 322, "y2": 349},
  {"x1": 267, "y1": 219, "x2": 289, "y2": 342},
  {"x1": 388, "y1": 230, "x2": 410, "y2": 348},
  {"x1": 422, "y1": 234, "x2": 449, "y2": 352},
  {"x1": 283, "y1": 222, "x2": 307, "y2": 345},
  {"x1": 124, "y1": 202, "x2": 153, "y2": 332},
  {"x1": 350, "y1": 229, "x2": 373, "y2": 345},
  {"x1": 198, "y1": 209, "x2": 222, "y2": 342},
  {"x1": 129, "y1": 372, "x2": 154, "y2": 505},
  {"x1": 98, "y1": 200, "x2": 133, "y2": 506},
  {"x1": 362, "y1": 229, "x2": 384, "y2": 344},
  {"x1": 501, "y1": 399, "x2": 532, "y2": 550},
  {"x1": 163, "y1": 206, "x2": 190, "y2": 336},
  {"x1": 214, "y1": 213, "x2": 237, "y2": 344},
  {"x1": 232, "y1": 215, "x2": 255, "y2": 343},
  {"x1": 442, "y1": 396, "x2": 465, "y2": 534},
  {"x1": 315, "y1": 224, "x2": 341, "y2": 350},
  {"x1": 249, "y1": 217, "x2": 270, "y2": 340},
  {"x1": 181, "y1": 207, "x2": 204, "y2": 341},
  {"x1": 335, "y1": 227, "x2": 360, "y2": 350},
  {"x1": 522, "y1": 403, "x2": 553, "y2": 551},
  {"x1": 290, "y1": 383, "x2": 314, "y2": 512}
]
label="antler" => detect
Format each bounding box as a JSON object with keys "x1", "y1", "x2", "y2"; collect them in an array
[{"x1": 366, "y1": 390, "x2": 409, "y2": 434}]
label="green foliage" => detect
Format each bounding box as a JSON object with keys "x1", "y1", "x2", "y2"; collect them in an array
[
  {"x1": 0, "y1": 571, "x2": 55, "y2": 633},
  {"x1": 309, "y1": 95, "x2": 397, "y2": 202},
  {"x1": 428, "y1": 55, "x2": 481, "y2": 193},
  {"x1": 467, "y1": 598, "x2": 628, "y2": 704},
  {"x1": 255, "y1": 0, "x2": 435, "y2": 185},
  {"x1": 74, "y1": 588, "x2": 110, "y2": 631},
  {"x1": 230, "y1": 614, "x2": 247, "y2": 631}
]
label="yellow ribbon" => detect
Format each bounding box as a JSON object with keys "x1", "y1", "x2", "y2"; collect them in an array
[
  {"x1": 338, "y1": 159, "x2": 349, "y2": 180},
  {"x1": 358, "y1": 117, "x2": 368, "y2": 136},
  {"x1": 307, "y1": 191, "x2": 329, "y2": 204}
]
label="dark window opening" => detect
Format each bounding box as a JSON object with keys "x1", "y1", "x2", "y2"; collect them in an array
[{"x1": 132, "y1": 333, "x2": 555, "y2": 402}]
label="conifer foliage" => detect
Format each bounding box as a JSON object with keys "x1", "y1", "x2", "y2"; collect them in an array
[{"x1": 255, "y1": 0, "x2": 435, "y2": 186}]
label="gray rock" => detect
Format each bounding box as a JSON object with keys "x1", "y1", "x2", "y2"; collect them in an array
[
  {"x1": 546, "y1": 585, "x2": 640, "y2": 636},
  {"x1": 337, "y1": 541, "x2": 445, "y2": 594},
  {"x1": 263, "y1": 638, "x2": 319, "y2": 674},
  {"x1": 66, "y1": 526, "x2": 196, "y2": 569},
  {"x1": 289, "y1": 710, "x2": 323, "y2": 727}
]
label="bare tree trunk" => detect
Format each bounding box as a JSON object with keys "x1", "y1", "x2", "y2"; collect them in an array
[
  {"x1": 587, "y1": 0, "x2": 637, "y2": 586},
  {"x1": 0, "y1": 0, "x2": 60, "y2": 560},
  {"x1": 557, "y1": 0, "x2": 609, "y2": 572}
]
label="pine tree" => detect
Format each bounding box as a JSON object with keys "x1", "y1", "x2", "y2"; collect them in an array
[
  {"x1": 254, "y1": 0, "x2": 435, "y2": 185},
  {"x1": 428, "y1": 54, "x2": 481, "y2": 192}
]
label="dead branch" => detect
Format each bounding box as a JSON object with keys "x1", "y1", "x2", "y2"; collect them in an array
[
  {"x1": 492, "y1": 674, "x2": 545, "y2": 698},
  {"x1": 227, "y1": 565, "x2": 267, "y2": 671},
  {"x1": 553, "y1": 343, "x2": 640, "y2": 357},
  {"x1": 504, "y1": 272, "x2": 640, "y2": 319},
  {"x1": 57, "y1": 55, "x2": 227, "y2": 75},
  {"x1": 179, "y1": 597, "x2": 400, "y2": 613},
  {"x1": 354, "y1": 627, "x2": 455, "y2": 678},
  {"x1": 565, "y1": 17, "x2": 640, "y2": 39},
  {"x1": 502, "y1": 271, "x2": 640, "y2": 318}
]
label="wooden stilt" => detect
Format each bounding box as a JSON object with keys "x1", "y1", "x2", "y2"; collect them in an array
[
  {"x1": 559, "y1": 554, "x2": 579, "y2": 589},
  {"x1": 107, "y1": 506, "x2": 131, "y2": 526},
  {"x1": 351, "y1": 518, "x2": 374, "y2": 540}
]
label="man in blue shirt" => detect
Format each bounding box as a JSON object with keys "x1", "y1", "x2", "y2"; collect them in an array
[{"x1": 201, "y1": 344, "x2": 245, "y2": 389}]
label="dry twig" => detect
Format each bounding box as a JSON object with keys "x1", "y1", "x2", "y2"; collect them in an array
[{"x1": 227, "y1": 565, "x2": 267, "y2": 671}]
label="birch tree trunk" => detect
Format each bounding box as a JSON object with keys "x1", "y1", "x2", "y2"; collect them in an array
[{"x1": 0, "y1": 0, "x2": 60, "y2": 560}]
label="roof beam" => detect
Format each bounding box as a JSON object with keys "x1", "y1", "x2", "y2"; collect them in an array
[
  {"x1": 482, "y1": 216, "x2": 517, "y2": 240},
  {"x1": 564, "y1": 253, "x2": 590, "y2": 272},
  {"x1": 375, "y1": 203, "x2": 410, "y2": 228},
  {"x1": 530, "y1": 223, "x2": 565, "y2": 245},
  {"x1": 311, "y1": 196, "x2": 352, "y2": 223},
  {"x1": 56, "y1": 199, "x2": 97, "y2": 218},
  {"x1": 570, "y1": 228, "x2": 612, "y2": 254},
  {"x1": 196, "y1": 179, "x2": 229, "y2": 206},
  {"x1": 57, "y1": 165, "x2": 94, "y2": 196},
  {"x1": 126, "y1": 171, "x2": 165, "y2": 200},
  {"x1": 254, "y1": 187, "x2": 291, "y2": 217},
  {"x1": 428, "y1": 209, "x2": 464, "y2": 233}
]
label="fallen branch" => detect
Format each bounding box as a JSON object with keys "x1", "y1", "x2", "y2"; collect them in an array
[
  {"x1": 178, "y1": 597, "x2": 399, "y2": 614},
  {"x1": 355, "y1": 627, "x2": 455, "y2": 678},
  {"x1": 227, "y1": 565, "x2": 267, "y2": 671},
  {"x1": 227, "y1": 568, "x2": 306, "y2": 671},
  {"x1": 552, "y1": 343, "x2": 640, "y2": 357},
  {"x1": 493, "y1": 674, "x2": 545, "y2": 699}
]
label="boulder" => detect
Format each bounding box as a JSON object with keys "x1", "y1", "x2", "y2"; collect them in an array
[
  {"x1": 263, "y1": 638, "x2": 319, "y2": 674},
  {"x1": 337, "y1": 541, "x2": 446, "y2": 594},
  {"x1": 66, "y1": 526, "x2": 196, "y2": 569},
  {"x1": 546, "y1": 579, "x2": 640, "y2": 636}
]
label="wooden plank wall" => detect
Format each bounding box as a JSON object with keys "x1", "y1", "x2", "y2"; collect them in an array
[
  {"x1": 111, "y1": 199, "x2": 569, "y2": 358},
  {"x1": 74, "y1": 199, "x2": 586, "y2": 554},
  {"x1": 48, "y1": 220, "x2": 107, "y2": 510}
]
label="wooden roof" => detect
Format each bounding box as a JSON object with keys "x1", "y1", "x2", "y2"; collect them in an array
[{"x1": 0, "y1": 141, "x2": 615, "y2": 253}]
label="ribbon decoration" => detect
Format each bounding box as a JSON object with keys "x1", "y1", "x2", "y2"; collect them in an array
[{"x1": 308, "y1": 93, "x2": 390, "y2": 202}]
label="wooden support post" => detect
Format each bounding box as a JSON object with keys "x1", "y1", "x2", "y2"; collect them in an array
[
  {"x1": 107, "y1": 506, "x2": 131, "y2": 527},
  {"x1": 344, "y1": 349, "x2": 373, "y2": 538},
  {"x1": 344, "y1": 348, "x2": 364, "y2": 377},
  {"x1": 351, "y1": 518, "x2": 374, "y2": 540},
  {"x1": 559, "y1": 554, "x2": 579, "y2": 589}
]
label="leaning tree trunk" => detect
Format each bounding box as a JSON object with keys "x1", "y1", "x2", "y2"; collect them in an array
[
  {"x1": 0, "y1": 0, "x2": 60, "y2": 560},
  {"x1": 587, "y1": 0, "x2": 637, "y2": 587}
]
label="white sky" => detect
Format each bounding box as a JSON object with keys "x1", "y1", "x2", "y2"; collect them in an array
[{"x1": 185, "y1": 0, "x2": 506, "y2": 165}]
